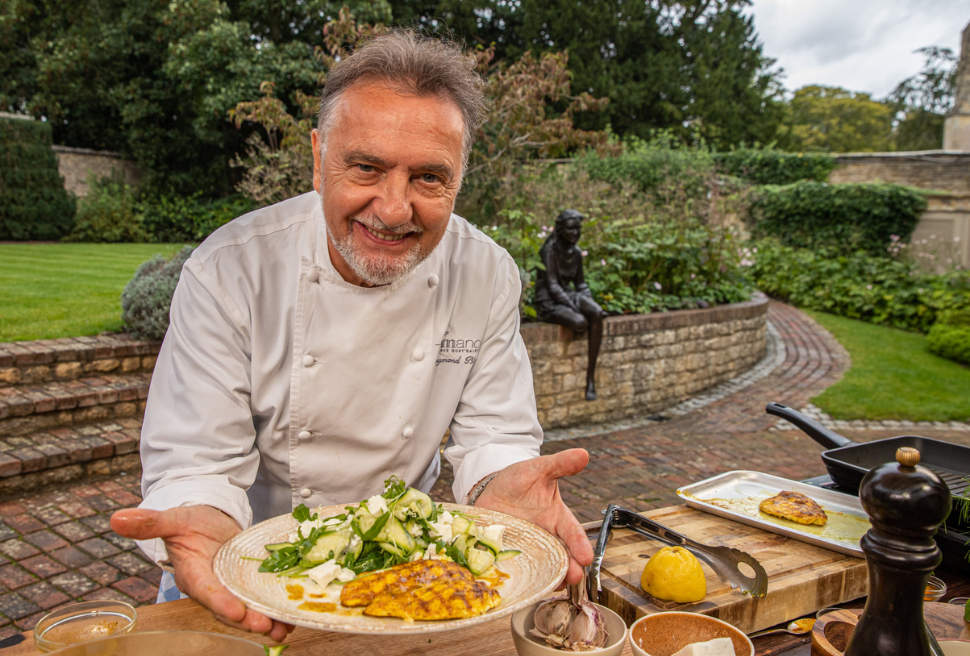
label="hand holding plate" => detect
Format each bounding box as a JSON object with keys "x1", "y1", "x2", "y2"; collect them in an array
[
  {"x1": 474, "y1": 448, "x2": 593, "y2": 586},
  {"x1": 111, "y1": 506, "x2": 295, "y2": 641}
]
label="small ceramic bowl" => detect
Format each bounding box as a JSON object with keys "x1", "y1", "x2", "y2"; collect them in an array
[
  {"x1": 33, "y1": 600, "x2": 137, "y2": 653},
  {"x1": 510, "y1": 600, "x2": 628, "y2": 656},
  {"x1": 939, "y1": 639, "x2": 970, "y2": 656},
  {"x1": 629, "y1": 612, "x2": 754, "y2": 656}
]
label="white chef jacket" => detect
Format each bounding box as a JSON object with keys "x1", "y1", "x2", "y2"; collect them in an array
[{"x1": 137, "y1": 192, "x2": 542, "y2": 565}]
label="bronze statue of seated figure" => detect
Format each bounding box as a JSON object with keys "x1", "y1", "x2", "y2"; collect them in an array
[{"x1": 534, "y1": 209, "x2": 607, "y2": 401}]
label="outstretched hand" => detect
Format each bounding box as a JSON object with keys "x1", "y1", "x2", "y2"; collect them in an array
[
  {"x1": 474, "y1": 448, "x2": 593, "y2": 585},
  {"x1": 111, "y1": 506, "x2": 294, "y2": 642}
]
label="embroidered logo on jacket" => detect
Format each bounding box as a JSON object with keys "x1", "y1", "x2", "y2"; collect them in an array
[{"x1": 435, "y1": 331, "x2": 480, "y2": 366}]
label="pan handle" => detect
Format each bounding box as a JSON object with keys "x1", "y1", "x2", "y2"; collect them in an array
[{"x1": 766, "y1": 402, "x2": 853, "y2": 449}]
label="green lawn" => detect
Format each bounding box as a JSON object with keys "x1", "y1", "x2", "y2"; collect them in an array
[
  {"x1": 0, "y1": 243, "x2": 187, "y2": 342},
  {"x1": 807, "y1": 310, "x2": 970, "y2": 422}
]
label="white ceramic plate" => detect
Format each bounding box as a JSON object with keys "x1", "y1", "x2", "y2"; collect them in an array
[{"x1": 214, "y1": 503, "x2": 569, "y2": 635}]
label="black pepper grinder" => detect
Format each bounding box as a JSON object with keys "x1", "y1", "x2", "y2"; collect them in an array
[{"x1": 844, "y1": 446, "x2": 951, "y2": 656}]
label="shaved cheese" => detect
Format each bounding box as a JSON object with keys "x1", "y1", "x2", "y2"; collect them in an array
[
  {"x1": 367, "y1": 495, "x2": 389, "y2": 516},
  {"x1": 306, "y1": 560, "x2": 342, "y2": 588},
  {"x1": 671, "y1": 637, "x2": 736, "y2": 656}
]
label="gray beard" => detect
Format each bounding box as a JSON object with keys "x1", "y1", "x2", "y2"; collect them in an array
[{"x1": 324, "y1": 205, "x2": 427, "y2": 286}]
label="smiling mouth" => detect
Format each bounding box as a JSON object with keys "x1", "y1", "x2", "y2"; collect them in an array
[{"x1": 358, "y1": 222, "x2": 412, "y2": 242}]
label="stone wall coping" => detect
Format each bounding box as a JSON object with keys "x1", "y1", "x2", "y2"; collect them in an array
[
  {"x1": 51, "y1": 144, "x2": 129, "y2": 159},
  {"x1": 3, "y1": 294, "x2": 768, "y2": 366},
  {"x1": 0, "y1": 335, "x2": 161, "y2": 367},
  {"x1": 833, "y1": 150, "x2": 970, "y2": 160},
  {"x1": 520, "y1": 293, "x2": 769, "y2": 343},
  {"x1": 0, "y1": 112, "x2": 34, "y2": 121}
]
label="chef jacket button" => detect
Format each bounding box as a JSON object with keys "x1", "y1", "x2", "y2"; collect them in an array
[
  {"x1": 403, "y1": 427, "x2": 414, "y2": 439},
  {"x1": 428, "y1": 274, "x2": 439, "y2": 288},
  {"x1": 300, "y1": 488, "x2": 312, "y2": 499},
  {"x1": 307, "y1": 270, "x2": 319, "y2": 283},
  {"x1": 298, "y1": 430, "x2": 311, "y2": 440},
  {"x1": 412, "y1": 348, "x2": 425, "y2": 361},
  {"x1": 302, "y1": 354, "x2": 314, "y2": 367}
]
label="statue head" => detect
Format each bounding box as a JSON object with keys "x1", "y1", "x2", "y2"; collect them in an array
[{"x1": 554, "y1": 209, "x2": 584, "y2": 246}]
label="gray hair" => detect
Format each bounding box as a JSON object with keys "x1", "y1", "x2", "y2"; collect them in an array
[{"x1": 317, "y1": 30, "x2": 488, "y2": 170}]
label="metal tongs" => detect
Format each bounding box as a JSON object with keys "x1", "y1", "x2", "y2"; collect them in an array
[{"x1": 587, "y1": 504, "x2": 768, "y2": 603}]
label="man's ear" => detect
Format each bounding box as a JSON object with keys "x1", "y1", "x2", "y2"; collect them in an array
[{"x1": 312, "y1": 129, "x2": 323, "y2": 193}]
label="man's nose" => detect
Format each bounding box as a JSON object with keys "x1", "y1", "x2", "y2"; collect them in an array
[{"x1": 374, "y1": 172, "x2": 413, "y2": 226}]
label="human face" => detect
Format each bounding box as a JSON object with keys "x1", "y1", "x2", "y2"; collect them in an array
[
  {"x1": 312, "y1": 81, "x2": 465, "y2": 287},
  {"x1": 558, "y1": 218, "x2": 582, "y2": 246}
]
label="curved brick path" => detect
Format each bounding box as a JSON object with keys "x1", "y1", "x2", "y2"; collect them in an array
[{"x1": 0, "y1": 300, "x2": 966, "y2": 638}]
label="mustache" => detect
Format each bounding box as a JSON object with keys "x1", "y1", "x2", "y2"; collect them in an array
[{"x1": 353, "y1": 214, "x2": 424, "y2": 236}]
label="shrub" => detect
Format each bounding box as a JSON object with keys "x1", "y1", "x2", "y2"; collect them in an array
[
  {"x1": 579, "y1": 133, "x2": 716, "y2": 201},
  {"x1": 140, "y1": 193, "x2": 256, "y2": 242},
  {"x1": 927, "y1": 310, "x2": 970, "y2": 365},
  {"x1": 584, "y1": 221, "x2": 753, "y2": 314},
  {"x1": 746, "y1": 182, "x2": 927, "y2": 256},
  {"x1": 121, "y1": 246, "x2": 195, "y2": 340},
  {"x1": 714, "y1": 147, "x2": 836, "y2": 185},
  {"x1": 751, "y1": 238, "x2": 970, "y2": 333},
  {"x1": 0, "y1": 116, "x2": 76, "y2": 240},
  {"x1": 65, "y1": 174, "x2": 151, "y2": 243}
]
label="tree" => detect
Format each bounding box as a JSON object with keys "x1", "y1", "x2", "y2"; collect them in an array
[
  {"x1": 888, "y1": 46, "x2": 958, "y2": 151},
  {"x1": 0, "y1": 0, "x2": 390, "y2": 196},
  {"x1": 783, "y1": 85, "x2": 895, "y2": 153},
  {"x1": 385, "y1": 0, "x2": 786, "y2": 149}
]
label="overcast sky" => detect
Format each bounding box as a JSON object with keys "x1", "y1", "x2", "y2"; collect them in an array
[{"x1": 744, "y1": 0, "x2": 968, "y2": 99}]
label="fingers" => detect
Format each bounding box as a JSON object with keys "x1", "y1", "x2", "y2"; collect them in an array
[
  {"x1": 564, "y1": 556, "x2": 586, "y2": 585},
  {"x1": 541, "y1": 448, "x2": 590, "y2": 480},
  {"x1": 558, "y1": 515, "x2": 594, "y2": 567},
  {"x1": 110, "y1": 508, "x2": 173, "y2": 540},
  {"x1": 175, "y1": 550, "x2": 248, "y2": 624}
]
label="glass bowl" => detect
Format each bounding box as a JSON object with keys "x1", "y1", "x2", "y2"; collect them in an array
[
  {"x1": 33, "y1": 600, "x2": 137, "y2": 653},
  {"x1": 925, "y1": 576, "x2": 947, "y2": 602}
]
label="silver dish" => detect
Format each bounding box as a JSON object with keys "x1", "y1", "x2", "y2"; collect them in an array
[{"x1": 676, "y1": 470, "x2": 870, "y2": 557}]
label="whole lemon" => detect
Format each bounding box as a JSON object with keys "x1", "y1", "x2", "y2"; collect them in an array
[{"x1": 640, "y1": 546, "x2": 707, "y2": 603}]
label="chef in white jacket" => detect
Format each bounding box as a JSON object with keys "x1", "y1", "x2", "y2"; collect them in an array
[{"x1": 111, "y1": 31, "x2": 593, "y2": 641}]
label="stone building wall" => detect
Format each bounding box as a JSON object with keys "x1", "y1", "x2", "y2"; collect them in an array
[
  {"x1": 52, "y1": 145, "x2": 141, "y2": 197},
  {"x1": 828, "y1": 151, "x2": 970, "y2": 194},
  {"x1": 521, "y1": 295, "x2": 768, "y2": 429}
]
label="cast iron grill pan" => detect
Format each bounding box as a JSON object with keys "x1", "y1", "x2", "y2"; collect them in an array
[{"x1": 766, "y1": 403, "x2": 970, "y2": 501}]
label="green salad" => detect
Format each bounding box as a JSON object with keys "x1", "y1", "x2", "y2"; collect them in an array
[{"x1": 257, "y1": 477, "x2": 520, "y2": 588}]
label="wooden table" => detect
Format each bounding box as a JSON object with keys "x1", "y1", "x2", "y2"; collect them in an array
[
  {"x1": 0, "y1": 597, "x2": 629, "y2": 655},
  {"x1": 3, "y1": 512, "x2": 969, "y2": 656}
]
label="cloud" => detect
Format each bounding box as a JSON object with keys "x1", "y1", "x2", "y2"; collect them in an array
[{"x1": 746, "y1": 0, "x2": 967, "y2": 98}]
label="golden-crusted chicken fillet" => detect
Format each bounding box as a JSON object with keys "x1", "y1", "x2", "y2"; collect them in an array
[
  {"x1": 362, "y1": 577, "x2": 501, "y2": 621},
  {"x1": 340, "y1": 559, "x2": 473, "y2": 607},
  {"x1": 759, "y1": 490, "x2": 828, "y2": 526}
]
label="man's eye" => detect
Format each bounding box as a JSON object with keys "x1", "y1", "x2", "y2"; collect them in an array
[
  {"x1": 421, "y1": 173, "x2": 440, "y2": 184},
  {"x1": 356, "y1": 164, "x2": 375, "y2": 173}
]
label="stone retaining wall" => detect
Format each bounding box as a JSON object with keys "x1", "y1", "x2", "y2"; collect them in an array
[
  {"x1": 0, "y1": 336, "x2": 159, "y2": 388},
  {"x1": 521, "y1": 294, "x2": 769, "y2": 429},
  {"x1": 52, "y1": 145, "x2": 141, "y2": 197},
  {"x1": 829, "y1": 150, "x2": 970, "y2": 194}
]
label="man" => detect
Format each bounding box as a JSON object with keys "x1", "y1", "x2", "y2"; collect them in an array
[{"x1": 111, "y1": 31, "x2": 593, "y2": 641}]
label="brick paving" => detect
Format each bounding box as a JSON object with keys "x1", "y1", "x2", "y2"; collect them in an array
[
  {"x1": 0, "y1": 471, "x2": 152, "y2": 638},
  {"x1": 0, "y1": 299, "x2": 965, "y2": 637}
]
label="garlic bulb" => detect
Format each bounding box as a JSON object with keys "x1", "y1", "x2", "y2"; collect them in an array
[{"x1": 530, "y1": 574, "x2": 609, "y2": 651}]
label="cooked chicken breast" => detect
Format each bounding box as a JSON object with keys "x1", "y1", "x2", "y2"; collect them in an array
[
  {"x1": 362, "y1": 577, "x2": 501, "y2": 621},
  {"x1": 759, "y1": 490, "x2": 828, "y2": 525},
  {"x1": 340, "y1": 559, "x2": 473, "y2": 607}
]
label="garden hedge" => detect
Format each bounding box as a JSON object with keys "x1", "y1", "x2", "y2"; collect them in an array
[
  {"x1": 927, "y1": 309, "x2": 970, "y2": 366},
  {"x1": 0, "y1": 116, "x2": 76, "y2": 240},
  {"x1": 747, "y1": 182, "x2": 927, "y2": 256},
  {"x1": 714, "y1": 148, "x2": 836, "y2": 185}
]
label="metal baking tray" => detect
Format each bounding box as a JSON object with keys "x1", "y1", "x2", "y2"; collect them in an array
[{"x1": 677, "y1": 470, "x2": 870, "y2": 558}]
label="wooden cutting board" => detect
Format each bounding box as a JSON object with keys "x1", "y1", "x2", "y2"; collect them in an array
[{"x1": 589, "y1": 505, "x2": 869, "y2": 634}]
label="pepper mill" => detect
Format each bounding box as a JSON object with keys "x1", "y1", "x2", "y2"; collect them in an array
[{"x1": 844, "y1": 446, "x2": 951, "y2": 656}]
